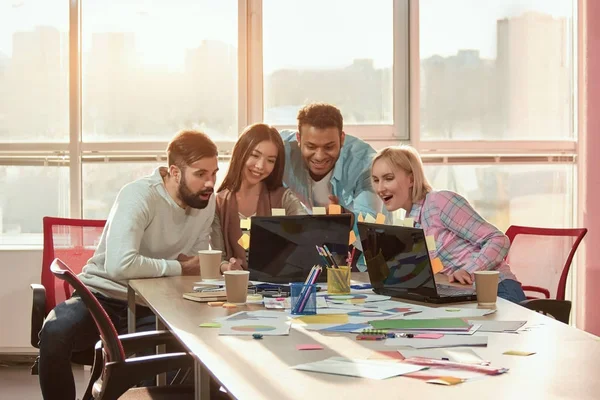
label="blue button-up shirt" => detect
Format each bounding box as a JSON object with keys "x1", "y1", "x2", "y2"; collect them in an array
[{"x1": 279, "y1": 130, "x2": 382, "y2": 217}]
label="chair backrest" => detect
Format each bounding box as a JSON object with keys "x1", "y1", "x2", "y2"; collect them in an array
[
  {"x1": 42, "y1": 217, "x2": 106, "y2": 314},
  {"x1": 50, "y1": 258, "x2": 125, "y2": 363},
  {"x1": 505, "y1": 225, "x2": 587, "y2": 300}
]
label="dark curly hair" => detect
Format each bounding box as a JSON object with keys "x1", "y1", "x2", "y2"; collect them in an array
[{"x1": 297, "y1": 103, "x2": 343, "y2": 136}]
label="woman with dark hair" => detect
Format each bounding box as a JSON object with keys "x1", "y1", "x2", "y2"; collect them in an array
[{"x1": 212, "y1": 123, "x2": 306, "y2": 272}]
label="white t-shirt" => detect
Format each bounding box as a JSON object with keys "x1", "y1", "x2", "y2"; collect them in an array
[
  {"x1": 79, "y1": 167, "x2": 215, "y2": 301},
  {"x1": 311, "y1": 171, "x2": 333, "y2": 207}
]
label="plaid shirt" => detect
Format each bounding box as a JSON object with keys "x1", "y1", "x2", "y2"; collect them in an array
[{"x1": 409, "y1": 190, "x2": 517, "y2": 282}]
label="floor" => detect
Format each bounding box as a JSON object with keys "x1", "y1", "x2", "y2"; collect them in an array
[{"x1": 0, "y1": 360, "x2": 90, "y2": 400}]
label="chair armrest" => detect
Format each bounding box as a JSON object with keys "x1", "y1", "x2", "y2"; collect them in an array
[
  {"x1": 101, "y1": 353, "x2": 193, "y2": 399},
  {"x1": 93, "y1": 330, "x2": 181, "y2": 356},
  {"x1": 30, "y1": 284, "x2": 46, "y2": 348},
  {"x1": 522, "y1": 285, "x2": 551, "y2": 299}
]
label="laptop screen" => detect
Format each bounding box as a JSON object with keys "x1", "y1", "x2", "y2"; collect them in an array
[
  {"x1": 357, "y1": 222, "x2": 439, "y2": 298},
  {"x1": 248, "y1": 215, "x2": 352, "y2": 283}
]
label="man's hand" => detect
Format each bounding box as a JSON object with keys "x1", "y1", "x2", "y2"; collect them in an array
[
  {"x1": 178, "y1": 253, "x2": 200, "y2": 276},
  {"x1": 448, "y1": 269, "x2": 473, "y2": 285},
  {"x1": 220, "y1": 257, "x2": 244, "y2": 272}
]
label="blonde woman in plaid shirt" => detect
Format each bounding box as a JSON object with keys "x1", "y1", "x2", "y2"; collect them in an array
[{"x1": 370, "y1": 145, "x2": 526, "y2": 303}]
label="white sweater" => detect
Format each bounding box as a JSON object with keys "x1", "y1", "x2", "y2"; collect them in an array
[{"x1": 79, "y1": 168, "x2": 215, "y2": 301}]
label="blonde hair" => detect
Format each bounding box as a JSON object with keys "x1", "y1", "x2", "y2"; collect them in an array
[{"x1": 372, "y1": 145, "x2": 432, "y2": 202}]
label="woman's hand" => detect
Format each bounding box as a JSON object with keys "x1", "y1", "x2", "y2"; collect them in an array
[
  {"x1": 448, "y1": 269, "x2": 473, "y2": 285},
  {"x1": 220, "y1": 257, "x2": 244, "y2": 272}
]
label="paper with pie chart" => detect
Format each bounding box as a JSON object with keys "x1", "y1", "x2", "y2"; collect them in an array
[{"x1": 219, "y1": 319, "x2": 291, "y2": 336}]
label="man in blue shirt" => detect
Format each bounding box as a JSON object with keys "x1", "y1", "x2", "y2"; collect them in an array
[{"x1": 280, "y1": 102, "x2": 382, "y2": 220}]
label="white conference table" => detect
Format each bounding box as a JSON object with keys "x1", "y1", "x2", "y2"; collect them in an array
[{"x1": 127, "y1": 274, "x2": 600, "y2": 400}]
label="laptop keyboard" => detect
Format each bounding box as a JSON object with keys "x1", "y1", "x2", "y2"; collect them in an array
[{"x1": 436, "y1": 284, "x2": 475, "y2": 297}]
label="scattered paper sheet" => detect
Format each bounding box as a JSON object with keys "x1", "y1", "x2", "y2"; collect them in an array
[
  {"x1": 403, "y1": 217, "x2": 414, "y2": 227},
  {"x1": 503, "y1": 350, "x2": 536, "y2": 356},
  {"x1": 358, "y1": 213, "x2": 364, "y2": 222},
  {"x1": 319, "y1": 293, "x2": 391, "y2": 303},
  {"x1": 297, "y1": 344, "x2": 324, "y2": 351},
  {"x1": 415, "y1": 333, "x2": 444, "y2": 339},
  {"x1": 292, "y1": 357, "x2": 425, "y2": 380},
  {"x1": 322, "y1": 323, "x2": 370, "y2": 333},
  {"x1": 199, "y1": 322, "x2": 221, "y2": 328},
  {"x1": 386, "y1": 335, "x2": 488, "y2": 349},
  {"x1": 240, "y1": 218, "x2": 251, "y2": 230},
  {"x1": 271, "y1": 208, "x2": 286, "y2": 216},
  {"x1": 425, "y1": 235, "x2": 437, "y2": 251},
  {"x1": 398, "y1": 348, "x2": 485, "y2": 365},
  {"x1": 313, "y1": 207, "x2": 327, "y2": 215},
  {"x1": 426, "y1": 376, "x2": 464, "y2": 386},
  {"x1": 375, "y1": 213, "x2": 386, "y2": 224},
  {"x1": 264, "y1": 296, "x2": 328, "y2": 309},
  {"x1": 403, "y1": 308, "x2": 495, "y2": 320},
  {"x1": 328, "y1": 204, "x2": 342, "y2": 215},
  {"x1": 238, "y1": 233, "x2": 250, "y2": 249},
  {"x1": 369, "y1": 318, "x2": 471, "y2": 330},
  {"x1": 349, "y1": 230, "x2": 357, "y2": 245},
  {"x1": 368, "y1": 351, "x2": 404, "y2": 361},
  {"x1": 467, "y1": 320, "x2": 526, "y2": 333},
  {"x1": 293, "y1": 314, "x2": 349, "y2": 325}
]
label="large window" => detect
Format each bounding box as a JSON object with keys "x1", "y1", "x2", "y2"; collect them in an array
[
  {"x1": 0, "y1": 0, "x2": 69, "y2": 142},
  {"x1": 0, "y1": 0, "x2": 578, "y2": 248},
  {"x1": 420, "y1": 0, "x2": 574, "y2": 140},
  {"x1": 82, "y1": 0, "x2": 238, "y2": 142}
]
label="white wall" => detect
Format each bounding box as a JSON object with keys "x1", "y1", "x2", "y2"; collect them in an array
[{"x1": 0, "y1": 249, "x2": 41, "y2": 354}]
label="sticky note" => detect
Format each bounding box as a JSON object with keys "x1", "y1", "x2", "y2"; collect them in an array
[
  {"x1": 237, "y1": 233, "x2": 250, "y2": 249},
  {"x1": 328, "y1": 204, "x2": 342, "y2": 215},
  {"x1": 296, "y1": 344, "x2": 324, "y2": 351},
  {"x1": 375, "y1": 213, "x2": 386, "y2": 224},
  {"x1": 503, "y1": 350, "x2": 536, "y2": 356},
  {"x1": 358, "y1": 213, "x2": 364, "y2": 222},
  {"x1": 293, "y1": 314, "x2": 349, "y2": 324},
  {"x1": 271, "y1": 208, "x2": 286, "y2": 216},
  {"x1": 427, "y1": 377, "x2": 464, "y2": 386},
  {"x1": 199, "y1": 322, "x2": 221, "y2": 328},
  {"x1": 223, "y1": 303, "x2": 238, "y2": 308},
  {"x1": 431, "y1": 257, "x2": 444, "y2": 274},
  {"x1": 425, "y1": 235, "x2": 437, "y2": 251},
  {"x1": 348, "y1": 230, "x2": 357, "y2": 245},
  {"x1": 403, "y1": 217, "x2": 414, "y2": 227},
  {"x1": 207, "y1": 302, "x2": 224, "y2": 307},
  {"x1": 240, "y1": 218, "x2": 251, "y2": 230},
  {"x1": 313, "y1": 206, "x2": 327, "y2": 215},
  {"x1": 415, "y1": 333, "x2": 444, "y2": 339},
  {"x1": 364, "y1": 213, "x2": 377, "y2": 223}
]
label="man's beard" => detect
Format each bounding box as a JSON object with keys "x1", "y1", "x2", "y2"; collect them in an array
[{"x1": 178, "y1": 174, "x2": 213, "y2": 209}]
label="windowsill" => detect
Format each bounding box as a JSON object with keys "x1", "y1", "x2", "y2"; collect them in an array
[{"x1": 0, "y1": 245, "x2": 43, "y2": 251}]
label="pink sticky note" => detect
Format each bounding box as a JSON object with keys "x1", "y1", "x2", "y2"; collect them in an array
[
  {"x1": 297, "y1": 344, "x2": 324, "y2": 351},
  {"x1": 414, "y1": 333, "x2": 444, "y2": 339}
]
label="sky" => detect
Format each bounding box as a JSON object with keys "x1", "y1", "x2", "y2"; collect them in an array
[{"x1": 0, "y1": 0, "x2": 574, "y2": 71}]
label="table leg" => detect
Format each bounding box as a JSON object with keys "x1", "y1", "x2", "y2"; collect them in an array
[
  {"x1": 195, "y1": 360, "x2": 211, "y2": 400},
  {"x1": 127, "y1": 284, "x2": 136, "y2": 334},
  {"x1": 156, "y1": 317, "x2": 167, "y2": 386}
]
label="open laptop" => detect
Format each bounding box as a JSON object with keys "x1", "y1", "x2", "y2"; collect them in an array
[
  {"x1": 357, "y1": 222, "x2": 477, "y2": 303},
  {"x1": 248, "y1": 214, "x2": 352, "y2": 284}
]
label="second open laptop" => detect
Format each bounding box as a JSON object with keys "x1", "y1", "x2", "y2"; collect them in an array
[
  {"x1": 357, "y1": 222, "x2": 477, "y2": 304},
  {"x1": 248, "y1": 214, "x2": 352, "y2": 284}
]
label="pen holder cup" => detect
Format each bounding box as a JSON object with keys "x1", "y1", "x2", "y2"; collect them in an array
[
  {"x1": 290, "y1": 283, "x2": 317, "y2": 315},
  {"x1": 327, "y1": 266, "x2": 351, "y2": 294}
]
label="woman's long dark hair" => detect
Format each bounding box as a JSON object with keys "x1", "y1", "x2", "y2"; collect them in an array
[{"x1": 218, "y1": 123, "x2": 285, "y2": 192}]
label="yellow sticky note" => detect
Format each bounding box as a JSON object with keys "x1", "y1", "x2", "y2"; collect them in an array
[
  {"x1": 328, "y1": 204, "x2": 342, "y2": 215},
  {"x1": 199, "y1": 322, "x2": 221, "y2": 328},
  {"x1": 271, "y1": 208, "x2": 286, "y2": 216},
  {"x1": 425, "y1": 235, "x2": 437, "y2": 251},
  {"x1": 313, "y1": 206, "x2": 327, "y2": 215},
  {"x1": 403, "y1": 217, "x2": 414, "y2": 227},
  {"x1": 503, "y1": 350, "x2": 536, "y2": 356},
  {"x1": 431, "y1": 257, "x2": 444, "y2": 274},
  {"x1": 365, "y1": 213, "x2": 377, "y2": 223},
  {"x1": 427, "y1": 377, "x2": 464, "y2": 386},
  {"x1": 349, "y1": 230, "x2": 357, "y2": 245},
  {"x1": 237, "y1": 233, "x2": 250, "y2": 249},
  {"x1": 293, "y1": 314, "x2": 349, "y2": 325},
  {"x1": 240, "y1": 218, "x2": 251, "y2": 230},
  {"x1": 375, "y1": 213, "x2": 386, "y2": 224},
  {"x1": 358, "y1": 213, "x2": 364, "y2": 222}
]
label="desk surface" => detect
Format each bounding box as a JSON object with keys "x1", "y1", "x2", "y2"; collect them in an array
[{"x1": 130, "y1": 275, "x2": 600, "y2": 400}]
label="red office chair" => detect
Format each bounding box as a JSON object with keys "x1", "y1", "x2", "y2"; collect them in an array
[
  {"x1": 50, "y1": 258, "x2": 193, "y2": 400},
  {"x1": 505, "y1": 225, "x2": 587, "y2": 301},
  {"x1": 30, "y1": 217, "x2": 106, "y2": 373}
]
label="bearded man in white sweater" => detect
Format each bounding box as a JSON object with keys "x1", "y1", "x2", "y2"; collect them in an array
[{"x1": 38, "y1": 130, "x2": 222, "y2": 400}]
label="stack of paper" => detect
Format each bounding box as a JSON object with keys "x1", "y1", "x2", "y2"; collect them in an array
[
  {"x1": 385, "y1": 335, "x2": 488, "y2": 349},
  {"x1": 368, "y1": 318, "x2": 473, "y2": 331}
]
